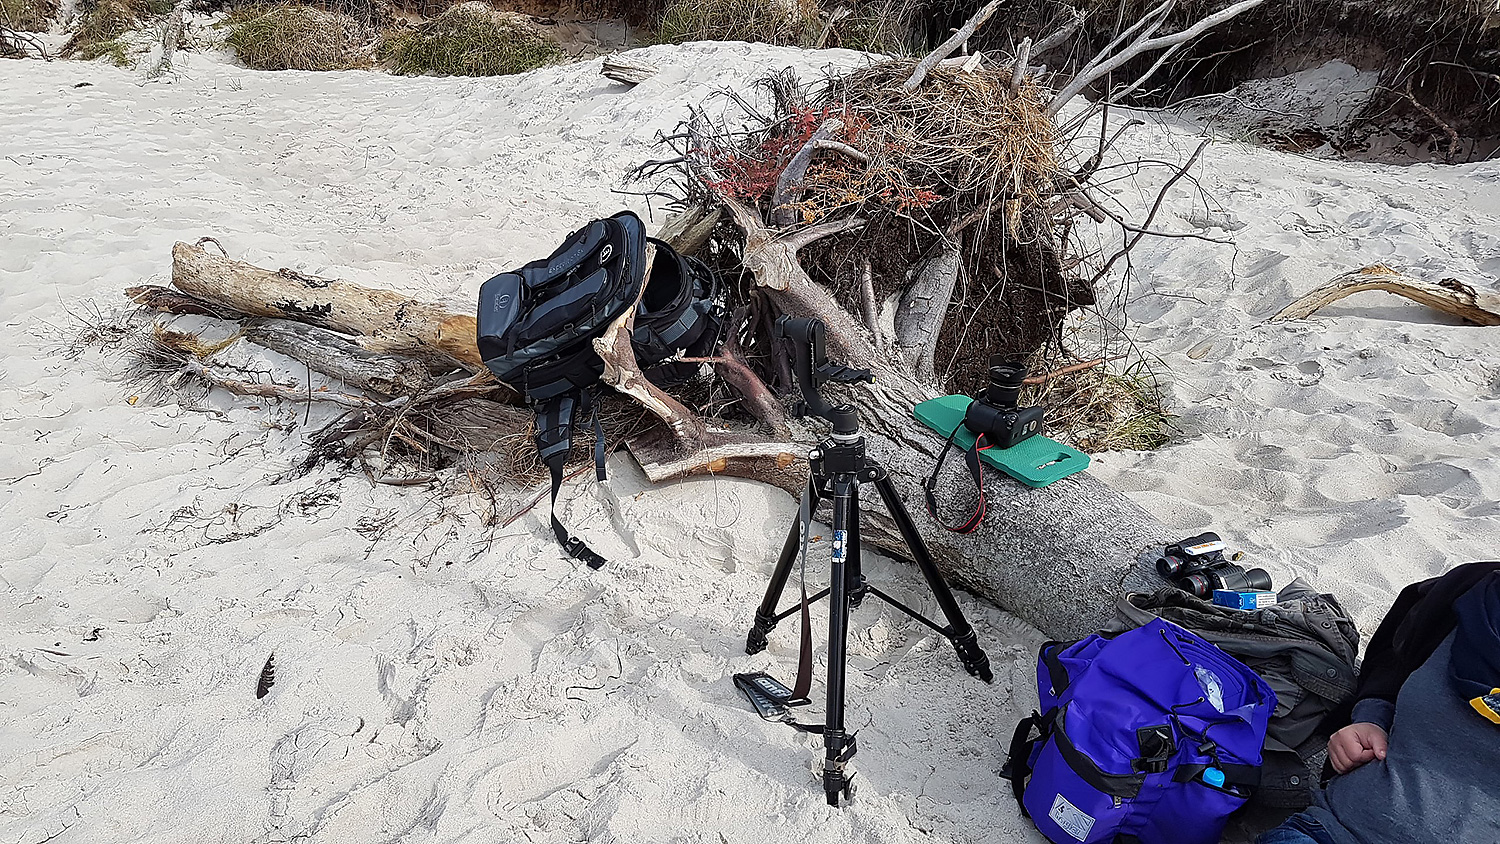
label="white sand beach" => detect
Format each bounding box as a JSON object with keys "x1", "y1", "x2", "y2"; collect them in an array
[{"x1": 2, "y1": 41, "x2": 1497, "y2": 843}]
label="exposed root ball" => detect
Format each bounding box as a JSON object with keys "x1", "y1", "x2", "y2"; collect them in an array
[{"x1": 824, "y1": 61, "x2": 1061, "y2": 221}]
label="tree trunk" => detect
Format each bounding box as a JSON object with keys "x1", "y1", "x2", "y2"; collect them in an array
[
  {"x1": 842, "y1": 377, "x2": 1169, "y2": 639},
  {"x1": 151, "y1": 230, "x2": 1172, "y2": 640}
]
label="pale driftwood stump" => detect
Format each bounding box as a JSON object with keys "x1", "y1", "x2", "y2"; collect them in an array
[{"x1": 602, "y1": 56, "x2": 658, "y2": 86}]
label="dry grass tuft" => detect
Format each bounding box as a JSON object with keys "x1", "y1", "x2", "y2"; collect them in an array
[
  {"x1": 1, "y1": 0, "x2": 57, "y2": 32},
  {"x1": 224, "y1": 3, "x2": 373, "y2": 71},
  {"x1": 658, "y1": 0, "x2": 821, "y2": 46},
  {"x1": 1026, "y1": 358, "x2": 1176, "y2": 453},
  {"x1": 681, "y1": 62, "x2": 1058, "y2": 228},
  {"x1": 379, "y1": 2, "x2": 561, "y2": 77},
  {"x1": 62, "y1": 0, "x2": 142, "y2": 61}
]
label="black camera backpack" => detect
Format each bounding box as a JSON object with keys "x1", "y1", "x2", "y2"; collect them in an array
[{"x1": 477, "y1": 210, "x2": 721, "y2": 568}]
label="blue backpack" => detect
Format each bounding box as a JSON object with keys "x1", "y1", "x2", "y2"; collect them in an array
[{"x1": 1006, "y1": 618, "x2": 1276, "y2": 844}]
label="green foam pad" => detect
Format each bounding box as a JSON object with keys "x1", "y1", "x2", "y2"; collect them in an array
[{"x1": 913, "y1": 395, "x2": 1090, "y2": 489}]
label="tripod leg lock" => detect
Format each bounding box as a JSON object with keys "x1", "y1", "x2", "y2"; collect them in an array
[
  {"x1": 745, "y1": 608, "x2": 778, "y2": 655},
  {"x1": 951, "y1": 629, "x2": 994, "y2": 684},
  {"x1": 822, "y1": 732, "x2": 858, "y2": 806}
]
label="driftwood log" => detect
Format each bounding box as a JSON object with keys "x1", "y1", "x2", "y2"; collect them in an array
[
  {"x1": 1272, "y1": 265, "x2": 1500, "y2": 326},
  {"x1": 151, "y1": 233, "x2": 1169, "y2": 640},
  {"x1": 170, "y1": 241, "x2": 483, "y2": 369},
  {"x1": 602, "y1": 55, "x2": 658, "y2": 86}
]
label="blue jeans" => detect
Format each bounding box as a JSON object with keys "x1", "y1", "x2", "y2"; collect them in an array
[{"x1": 1255, "y1": 812, "x2": 1337, "y2": 844}]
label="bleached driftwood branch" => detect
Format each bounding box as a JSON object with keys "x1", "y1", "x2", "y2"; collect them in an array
[
  {"x1": 126, "y1": 284, "x2": 437, "y2": 397},
  {"x1": 170, "y1": 240, "x2": 482, "y2": 369},
  {"x1": 592, "y1": 243, "x2": 710, "y2": 445},
  {"x1": 894, "y1": 238, "x2": 963, "y2": 382},
  {"x1": 1048, "y1": 0, "x2": 1267, "y2": 116},
  {"x1": 1272, "y1": 265, "x2": 1500, "y2": 326},
  {"x1": 771, "y1": 119, "x2": 845, "y2": 227},
  {"x1": 903, "y1": 0, "x2": 1002, "y2": 91},
  {"x1": 1010, "y1": 37, "x2": 1033, "y2": 93},
  {"x1": 1032, "y1": 5, "x2": 1084, "y2": 57}
]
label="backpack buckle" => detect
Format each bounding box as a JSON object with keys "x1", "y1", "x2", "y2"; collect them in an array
[
  {"x1": 1134, "y1": 758, "x2": 1170, "y2": 774},
  {"x1": 1133, "y1": 724, "x2": 1176, "y2": 774}
]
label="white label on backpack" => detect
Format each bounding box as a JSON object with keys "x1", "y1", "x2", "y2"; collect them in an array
[{"x1": 1048, "y1": 793, "x2": 1096, "y2": 841}]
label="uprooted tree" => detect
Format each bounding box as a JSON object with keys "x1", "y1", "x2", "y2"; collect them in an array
[{"x1": 116, "y1": 1, "x2": 1267, "y2": 639}]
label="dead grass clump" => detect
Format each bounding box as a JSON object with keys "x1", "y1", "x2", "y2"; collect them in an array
[
  {"x1": 1026, "y1": 359, "x2": 1176, "y2": 453},
  {"x1": 659, "y1": 0, "x2": 820, "y2": 46},
  {"x1": 225, "y1": 4, "x2": 372, "y2": 71},
  {"x1": 62, "y1": 0, "x2": 141, "y2": 60},
  {"x1": 685, "y1": 64, "x2": 1057, "y2": 229},
  {"x1": 822, "y1": 0, "x2": 927, "y2": 54},
  {"x1": 1, "y1": 0, "x2": 57, "y2": 31},
  {"x1": 379, "y1": 2, "x2": 561, "y2": 77},
  {"x1": 306, "y1": 0, "x2": 388, "y2": 28}
]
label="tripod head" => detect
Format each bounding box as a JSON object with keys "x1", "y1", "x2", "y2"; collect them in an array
[{"x1": 775, "y1": 316, "x2": 874, "y2": 427}]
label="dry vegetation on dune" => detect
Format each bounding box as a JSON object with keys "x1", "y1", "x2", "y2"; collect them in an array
[
  {"x1": 224, "y1": 3, "x2": 373, "y2": 70},
  {"x1": 380, "y1": 2, "x2": 562, "y2": 77},
  {"x1": 1, "y1": 0, "x2": 55, "y2": 57},
  {"x1": 62, "y1": 0, "x2": 148, "y2": 64},
  {"x1": 658, "y1": 0, "x2": 822, "y2": 46},
  {"x1": 654, "y1": 0, "x2": 927, "y2": 52},
  {"x1": 1, "y1": 0, "x2": 56, "y2": 31}
]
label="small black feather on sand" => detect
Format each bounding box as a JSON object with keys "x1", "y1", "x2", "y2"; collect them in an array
[{"x1": 256, "y1": 654, "x2": 276, "y2": 699}]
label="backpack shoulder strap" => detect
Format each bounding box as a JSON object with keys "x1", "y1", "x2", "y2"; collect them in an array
[
  {"x1": 1004, "y1": 709, "x2": 1053, "y2": 815},
  {"x1": 536, "y1": 392, "x2": 606, "y2": 569}
]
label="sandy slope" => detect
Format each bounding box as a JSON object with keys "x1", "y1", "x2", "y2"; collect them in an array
[
  {"x1": 1075, "y1": 106, "x2": 1500, "y2": 638},
  {"x1": 1, "y1": 42, "x2": 1496, "y2": 844}
]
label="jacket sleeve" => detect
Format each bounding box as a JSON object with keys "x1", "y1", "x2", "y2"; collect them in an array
[
  {"x1": 1321, "y1": 561, "x2": 1500, "y2": 732},
  {"x1": 1349, "y1": 698, "x2": 1396, "y2": 733}
]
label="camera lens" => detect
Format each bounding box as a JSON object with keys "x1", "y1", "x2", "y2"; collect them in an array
[{"x1": 985, "y1": 363, "x2": 1026, "y2": 410}]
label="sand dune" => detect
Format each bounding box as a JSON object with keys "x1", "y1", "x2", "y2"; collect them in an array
[{"x1": 2, "y1": 42, "x2": 1497, "y2": 843}]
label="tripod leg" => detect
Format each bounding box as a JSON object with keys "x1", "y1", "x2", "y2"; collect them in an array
[
  {"x1": 823, "y1": 476, "x2": 857, "y2": 806},
  {"x1": 847, "y1": 482, "x2": 867, "y2": 607},
  {"x1": 746, "y1": 476, "x2": 820, "y2": 654},
  {"x1": 871, "y1": 474, "x2": 993, "y2": 683}
]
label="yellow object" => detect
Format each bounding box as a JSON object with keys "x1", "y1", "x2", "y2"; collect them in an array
[
  {"x1": 127, "y1": 395, "x2": 140, "y2": 405},
  {"x1": 1471, "y1": 688, "x2": 1500, "y2": 725}
]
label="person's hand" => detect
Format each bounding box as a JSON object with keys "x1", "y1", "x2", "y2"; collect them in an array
[{"x1": 1328, "y1": 722, "x2": 1388, "y2": 774}]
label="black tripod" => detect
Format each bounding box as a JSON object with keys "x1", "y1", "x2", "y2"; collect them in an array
[{"x1": 744, "y1": 318, "x2": 993, "y2": 807}]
